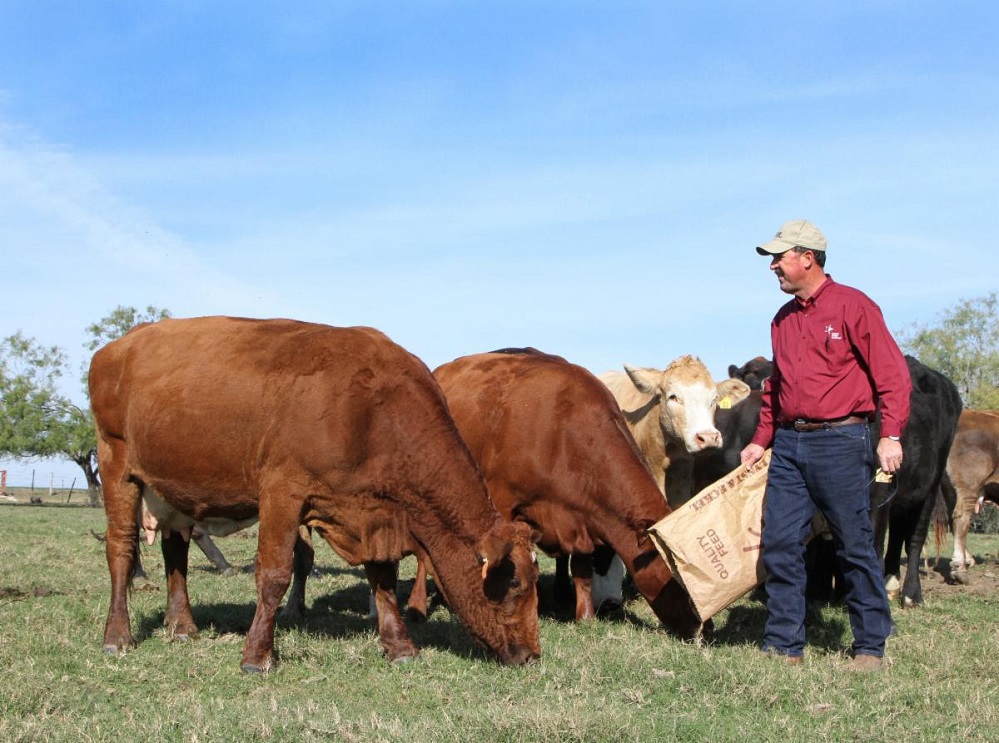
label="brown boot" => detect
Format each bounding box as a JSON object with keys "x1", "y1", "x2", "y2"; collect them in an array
[{"x1": 849, "y1": 654, "x2": 883, "y2": 672}]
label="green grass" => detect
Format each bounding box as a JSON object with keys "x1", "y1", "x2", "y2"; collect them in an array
[{"x1": 1, "y1": 502, "x2": 997, "y2": 742}]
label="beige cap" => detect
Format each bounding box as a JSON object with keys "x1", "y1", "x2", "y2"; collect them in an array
[{"x1": 756, "y1": 219, "x2": 827, "y2": 255}]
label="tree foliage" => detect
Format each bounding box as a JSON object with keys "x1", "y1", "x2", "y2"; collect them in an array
[
  {"x1": 0, "y1": 333, "x2": 72, "y2": 459},
  {"x1": 1, "y1": 305, "x2": 171, "y2": 506},
  {"x1": 84, "y1": 305, "x2": 172, "y2": 353},
  {"x1": 897, "y1": 292, "x2": 999, "y2": 409}
]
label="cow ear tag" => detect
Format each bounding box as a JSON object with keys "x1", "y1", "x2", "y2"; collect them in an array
[{"x1": 719, "y1": 396, "x2": 732, "y2": 409}]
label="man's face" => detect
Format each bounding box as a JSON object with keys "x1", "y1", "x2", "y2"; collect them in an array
[{"x1": 769, "y1": 249, "x2": 808, "y2": 295}]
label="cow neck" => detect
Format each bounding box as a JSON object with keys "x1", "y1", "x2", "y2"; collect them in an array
[{"x1": 581, "y1": 448, "x2": 697, "y2": 632}]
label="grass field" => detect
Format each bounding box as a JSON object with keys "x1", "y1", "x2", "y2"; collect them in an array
[{"x1": 1, "y1": 499, "x2": 997, "y2": 742}]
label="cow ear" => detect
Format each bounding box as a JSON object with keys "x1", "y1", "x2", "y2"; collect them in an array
[
  {"x1": 716, "y1": 377, "x2": 751, "y2": 407},
  {"x1": 510, "y1": 520, "x2": 540, "y2": 545},
  {"x1": 728, "y1": 364, "x2": 740, "y2": 378},
  {"x1": 476, "y1": 527, "x2": 516, "y2": 578},
  {"x1": 624, "y1": 364, "x2": 659, "y2": 396}
]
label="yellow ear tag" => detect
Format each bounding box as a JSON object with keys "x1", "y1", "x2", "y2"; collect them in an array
[{"x1": 719, "y1": 396, "x2": 732, "y2": 409}]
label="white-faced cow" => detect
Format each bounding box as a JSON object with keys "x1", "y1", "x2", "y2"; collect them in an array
[
  {"x1": 945, "y1": 409, "x2": 999, "y2": 584},
  {"x1": 598, "y1": 356, "x2": 751, "y2": 509},
  {"x1": 409, "y1": 348, "x2": 702, "y2": 638},
  {"x1": 591, "y1": 357, "x2": 749, "y2": 611},
  {"x1": 89, "y1": 316, "x2": 541, "y2": 671}
]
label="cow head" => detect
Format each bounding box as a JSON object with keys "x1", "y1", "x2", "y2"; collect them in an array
[
  {"x1": 474, "y1": 520, "x2": 541, "y2": 664},
  {"x1": 624, "y1": 356, "x2": 751, "y2": 454},
  {"x1": 728, "y1": 356, "x2": 773, "y2": 392}
]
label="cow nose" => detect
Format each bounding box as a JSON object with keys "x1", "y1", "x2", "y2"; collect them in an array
[
  {"x1": 694, "y1": 431, "x2": 722, "y2": 450},
  {"x1": 498, "y1": 639, "x2": 542, "y2": 665}
]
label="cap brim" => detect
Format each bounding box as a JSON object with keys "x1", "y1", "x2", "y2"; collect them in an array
[{"x1": 756, "y1": 237, "x2": 795, "y2": 255}]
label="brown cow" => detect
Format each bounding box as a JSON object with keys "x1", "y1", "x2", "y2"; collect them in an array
[
  {"x1": 415, "y1": 348, "x2": 701, "y2": 638},
  {"x1": 89, "y1": 316, "x2": 540, "y2": 671},
  {"x1": 946, "y1": 409, "x2": 999, "y2": 583}
]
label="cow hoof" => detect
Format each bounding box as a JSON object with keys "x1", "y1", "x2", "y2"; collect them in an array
[
  {"x1": 165, "y1": 622, "x2": 199, "y2": 641},
  {"x1": 951, "y1": 570, "x2": 970, "y2": 586},
  {"x1": 102, "y1": 643, "x2": 128, "y2": 656},
  {"x1": 241, "y1": 663, "x2": 266, "y2": 674},
  {"x1": 390, "y1": 653, "x2": 418, "y2": 665}
]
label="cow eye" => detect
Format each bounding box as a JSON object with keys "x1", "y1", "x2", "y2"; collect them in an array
[
  {"x1": 667, "y1": 394, "x2": 680, "y2": 403},
  {"x1": 509, "y1": 578, "x2": 521, "y2": 589}
]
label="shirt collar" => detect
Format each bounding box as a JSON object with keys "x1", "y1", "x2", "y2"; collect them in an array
[{"x1": 795, "y1": 275, "x2": 835, "y2": 308}]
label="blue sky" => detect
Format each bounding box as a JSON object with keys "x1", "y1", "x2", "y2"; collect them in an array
[{"x1": 2, "y1": 2, "x2": 997, "y2": 486}]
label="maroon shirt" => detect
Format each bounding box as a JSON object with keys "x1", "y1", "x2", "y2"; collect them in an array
[{"x1": 751, "y1": 277, "x2": 911, "y2": 447}]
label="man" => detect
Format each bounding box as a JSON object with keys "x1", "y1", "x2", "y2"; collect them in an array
[{"x1": 740, "y1": 219, "x2": 911, "y2": 672}]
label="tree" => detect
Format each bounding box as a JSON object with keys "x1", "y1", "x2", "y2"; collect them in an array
[
  {"x1": 0, "y1": 306, "x2": 171, "y2": 508},
  {"x1": 897, "y1": 292, "x2": 999, "y2": 409},
  {"x1": 0, "y1": 333, "x2": 102, "y2": 503},
  {"x1": 84, "y1": 305, "x2": 172, "y2": 355}
]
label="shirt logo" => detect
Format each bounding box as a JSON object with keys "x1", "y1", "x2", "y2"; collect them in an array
[{"x1": 824, "y1": 324, "x2": 842, "y2": 341}]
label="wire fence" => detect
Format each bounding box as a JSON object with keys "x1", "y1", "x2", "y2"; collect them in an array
[{"x1": 0, "y1": 465, "x2": 81, "y2": 494}]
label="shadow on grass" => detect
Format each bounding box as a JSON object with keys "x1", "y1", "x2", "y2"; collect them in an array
[
  {"x1": 133, "y1": 567, "x2": 505, "y2": 663},
  {"x1": 710, "y1": 588, "x2": 850, "y2": 653}
]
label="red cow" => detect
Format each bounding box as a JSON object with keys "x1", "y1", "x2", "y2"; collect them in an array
[
  {"x1": 89, "y1": 316, "x2": 540, "y2": 671},
  {"x1": 946, "y1": 409, "x2": 999, "y2": 583},
  {"x1": 411, "y1": 348, "x2": 701, "y2": 638}
]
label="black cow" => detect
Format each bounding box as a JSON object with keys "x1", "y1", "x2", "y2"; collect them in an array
[
  {"x1": 871, "y1": 356, "x2": 961, "y2": 607},
  {"x1": 727, "y1": 356, "x2": 773, "y2": 392},
  {"x1": 692, "y1": 391, "x2": 763, "y2": 495},
  {"x1": 696, "y1": 356, "x2": 961, "y2": 608}
]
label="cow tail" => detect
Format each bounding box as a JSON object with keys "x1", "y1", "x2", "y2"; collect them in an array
[{"x1": 932, "y1": 478, "x2": 954, "y2": 561}]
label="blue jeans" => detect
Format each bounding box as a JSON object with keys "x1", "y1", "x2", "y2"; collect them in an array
[{"x1": 761, "y1": 422, "x2": 892, "y2": 658}]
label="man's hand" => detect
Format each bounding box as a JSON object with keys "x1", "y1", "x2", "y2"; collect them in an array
[
  {"x1": 877, "y1": 437, "x2": 904, "y2": 474},
  {"x1": 741, "y1": 443, "x2": 766, "y2": 469}
]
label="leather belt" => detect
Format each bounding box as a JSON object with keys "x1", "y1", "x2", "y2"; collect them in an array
[{"x1": 782, "y1": 415, "x2": 869, "y2": 432}]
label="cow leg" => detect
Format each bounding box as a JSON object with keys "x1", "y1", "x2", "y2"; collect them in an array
[
  {"x1": 101, "y1": 441, "x2": 140, "y2": 654},
  {"x1": 162, "y1": 528, "x2": 198, "y2": 640},
  {"x1": 282, "y1": 526, "x2": 315, "y2": 620},
  {"x1": 570, "y1": 553, "x2": 596, "y2": 621},
  {"x1": 554, "y1": 555, "x2": 573, "y2": 613},
  {"x1": 882, "y1": 514, "x2": 906, "y2": 603},
  {"x1": 365, "y1": 560, "x2": 419, "y2": 662},
  {"x1": 950, "y1": 508, "x2": 973, "y2": 584},
  {"x1": 241, "y1": 504, "x2": 300, "y2": 673},
  {"x1": 192, "y1": 526, "x2": 234, "y2": 576},
  {"x1": 590, "y1": 548, "x2": 625, "y2": 613},
  {"x1": 891, "y1": 507, "x2": 925, "y2": 607},
  {"x1": 406, "y1": 557, "x2": 430, "y2": 623}
]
